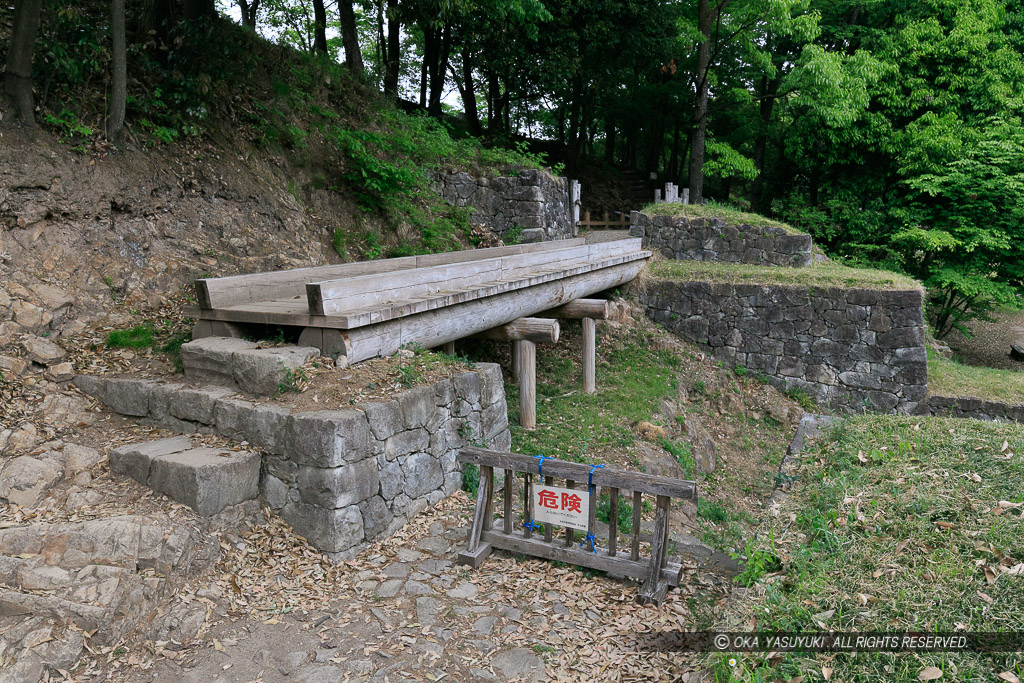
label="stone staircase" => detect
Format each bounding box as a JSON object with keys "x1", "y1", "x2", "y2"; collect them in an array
[{"x1": 110, "y1": 436, "x2": 261, "y2": 516}]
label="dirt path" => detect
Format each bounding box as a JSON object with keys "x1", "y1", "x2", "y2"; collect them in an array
[{"x1": 114, "y1": 494, "x2": 723, "y2": 683}]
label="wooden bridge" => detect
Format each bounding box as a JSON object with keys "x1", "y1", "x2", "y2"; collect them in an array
[{"x1": 185, "y1": 238, "x2": 650, "y2": 365}]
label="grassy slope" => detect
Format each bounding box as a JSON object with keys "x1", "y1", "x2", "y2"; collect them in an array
[
  {"x1": 642, "y1": 201, "x2": 805, "y2": 235},
  {"x1": 928, "y1": 349, "x2": 1024, "y2": 404},
  {"x1": 650, "y1": 259, "x2": 921, "y2": 291},
  {"x1": 459, "y1": 309, "x2": 799, "y2": 556},
  {"x1": 716, "y1": 415, "x2": 1024, "y2": 682}
]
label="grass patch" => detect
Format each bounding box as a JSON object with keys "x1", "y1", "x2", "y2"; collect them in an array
[
  {"x1": 641, "y1": 201, "x2": 804, "y2": 235},
  {"x1": 507, "y1": 323, "x2": 681, "y2": 464},
  {"x1": 106, "y1": 325, "x2": 156, "y2": 349},
  {"x1": 716, "y1": 415, "x2": 1024, "y2": 681},
  {"x1": 928, "y1": 348, "x2": 1024, "y2": 404},
  {"x1": 649, "y1": 259, "x2": 921, "y2": 291}
]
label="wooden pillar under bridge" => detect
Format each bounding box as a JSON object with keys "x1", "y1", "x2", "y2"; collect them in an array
[
  {"x1": 519, "y1": 340, "x2": 536, "y2": 430},
  {"x1": 443, "y1": 341, "x2": 456, "y2": 355},
  {"x1": 512, "y1": 340, "x2": 522, "y2": 376},
  {"x1": 539, "y1": 298, "x2": 609, "y2": 394}
]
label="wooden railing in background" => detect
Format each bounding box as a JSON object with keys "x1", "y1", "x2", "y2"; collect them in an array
[{"x1": 576, "y1": 210, "x2": 631, "y2": 230}]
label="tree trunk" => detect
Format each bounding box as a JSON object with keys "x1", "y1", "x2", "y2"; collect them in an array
[
  {"x1": 384, "y1": 0, "x2": 400, "y2": 98},
  {"x1": 460, "y1": 47, "x2": 480, "y2": 135},
  {"x1": 603, "y1": 117, "x2": 616, "y2": 164},
  {"x1": 667, "y1": 120, "x2": 681, "y2": 182},
  {"x1": 107, "y1": 0, "x2": 127, "y2": 143},
  {"x1": 750, "y1": 77, "x2": 777, "y2": 214},
  {"x1": 237, "y1": 0, "x2": 259, "y2": 29},
  {"x1": 688, "y1": 0, "x2": 713, "y2": 204},
  {"x1": 488, "y1": 74, "x2": 503, "y2": 135},
  {"x1": 427, "y1": 23, "x2": 451, "y2": 117},
  {"x1": 312, "y1": 0, "x2": 328, "y2": 53},
  {"x1": 419, "y1": 33, "x2": 430, "y2": 107},
  {"x1": 338, "y1": 1, "x2": 363, "y2": 74},
  {"x1": 4, "y1": 0, "x2": 43, "y2": 125},
  {"x1": 183, "y1": 0, "x2": 215, "y2": 21}
]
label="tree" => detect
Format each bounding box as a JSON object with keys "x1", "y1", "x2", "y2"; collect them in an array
[
  {"x1": 108, "y1": 0, "x2": 127, "y2": 143},
  {"x1": 3, "y1": 0, "x2": 44, "y2": 125},
  {"x1": 237, "y1": 0, "x2": 261, "y2": 29},
  {"x1": 687, "y1": 0, "x2": 714, "y2": 204},
  {"x1": 312, "y1": 0, "x2": 328, "y2": 53},
  {"x1": 338, "y1": 1, "x2": 364, "y2": 74}
]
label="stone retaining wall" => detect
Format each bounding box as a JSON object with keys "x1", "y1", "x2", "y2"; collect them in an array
[
  {"x1": 638, "y1": 281, "x2": 928, "y2": 413},
  {"x1": 74, "y1": 365, "x2": 510, "y2": 559},
  {"x1": 432, "y1": 169, "x2": 575, "y2": 243},
  {"x1": 629, "y1": 212, "x2": 813, "y2": 267},
  {"x1": 912, "y1": 395, "x2": 1024, "y2": 422}
]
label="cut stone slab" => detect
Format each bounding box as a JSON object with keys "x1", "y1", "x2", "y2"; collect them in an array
[
  {"x1": 108, "y1": 436, "x2": 193, "y2": 485},
  {"x1": 1011, "y1": 344, "x2": 1024, "y2": 361},
  {"x1": 0, "y1": 456, "x2": 63, "y2": 507},
  {"x1": 148, "y1": 447, "x2": 260, "y2": 516},
  {"x1": 180, "y1": 337, "x2": 257, "y2": 386},
  {"x1": 232, "y1": 346, "x2": 319, "y2": 396}
]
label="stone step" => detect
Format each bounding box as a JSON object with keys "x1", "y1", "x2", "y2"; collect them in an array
[
  {"x1": 110, "y1": 437, "x2": 260, "y2": 516},
  {"x1": 179, "y1": 337, "x2": 320, "y2": 396}
]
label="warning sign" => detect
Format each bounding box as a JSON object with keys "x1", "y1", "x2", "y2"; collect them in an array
[{"x1": 533, "y1": 485, "x2": 590, "y2": 531}]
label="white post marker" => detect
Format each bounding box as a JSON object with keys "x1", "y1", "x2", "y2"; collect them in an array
[{"x1": 532, "y1": 483, "x2": 590, "y2": 531}]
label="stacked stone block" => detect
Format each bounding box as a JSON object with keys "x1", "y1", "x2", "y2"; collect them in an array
[
  {"x1": 432, "y1": 168, "x2": 575, "y2": 243},
  {"x1": 913, "y1": 395, "x2": 1024, "y2": 422},
  {"x1": 630, "y1": 212, "x2": 813, "y2": 267},
  {"x1": 639, "y1": 282, "x2": 928, "y2": 413},
  {"x1": 74, "y1": 364, "x2": 510, "y2": 559}
]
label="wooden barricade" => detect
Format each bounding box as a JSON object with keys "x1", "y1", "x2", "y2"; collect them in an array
[
  {"x1": 576, "y1": 210, "x2": 631, "y2": 231},
  {"x1": 456, "y1": 447, "x2": 697, "y2": 605}
]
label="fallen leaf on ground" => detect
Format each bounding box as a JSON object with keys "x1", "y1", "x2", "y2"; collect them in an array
[
  {"x1": 918, "y1": 666, "x2": 942, "y2": 680},
  {"x1": 997, "y1": 672, "x2": 1020, "y2": 683}
]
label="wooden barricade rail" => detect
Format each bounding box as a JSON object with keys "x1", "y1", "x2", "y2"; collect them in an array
[
  {"x1": 576, "y1": 210, "x2": 631, "y2": 231},
  {"x1": 456, "y1": 447, "x2": 697, "y2": 605}
]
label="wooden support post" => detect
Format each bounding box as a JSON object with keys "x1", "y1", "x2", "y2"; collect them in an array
[
  {"x1": 458, "y1": 464, "x2": 494, "y2": 568},
  {"x1": 523, "y1": 472, "x2": 534, "y2": 539},
  {"x1": 631, "y1": 490, "x2": 642, "y2": 562},
  {"x1": 564, "y1": 479, "x2": 576, "y2": 547},
  {"x1": 543, "y1": 475, "x2": 554, "y2": 543},
  {"x1": 478, "y1": 317, "x2": 559, "y2": 343},
  {"x1": 608, "y1": 487, "x2": 619, "y2": 557},
  {"x1": 503, "y1": 469, "x2": 513, "y2": 534},
  {"x1": 583, "y1": 317, "x2": 596, "y2": 394},
  {"x1": 638, "y1": 495, "x2": 671, "y2": 605},
  {"x1": 443, "y1": 341, "x2": 456, "y2": 355},
  {"x1": 512, "y1": 340, "x2": 522, "y2": 376},
  {"x1": 482, "y1": 466, "x2": 495, "y2": 532},
  {"x1": 540, "y1": 299, "x2": 609, "y2": 320},
  {"x1": 519, "y1": 340, "x2": 536, "y2": 430}
]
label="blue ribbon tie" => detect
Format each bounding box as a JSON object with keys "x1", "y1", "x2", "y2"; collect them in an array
[
  {"x1": 580, "y1": 531, "x2": 599, "y2": 554},
  {"x1": 588, "y1": 463, "x2": 605, "y2": 495},
  {"x1": 535, "y1": 454, "x2": 547, "y2": 478}
]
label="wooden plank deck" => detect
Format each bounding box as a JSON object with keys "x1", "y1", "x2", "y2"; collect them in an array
[{"x1": 187, "y1": 238, "x2": 651, "y2": 362}]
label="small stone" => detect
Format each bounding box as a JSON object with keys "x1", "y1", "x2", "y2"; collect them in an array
[
  {"x1": 404, "y1": 579, "x2": 434, "y2": 596},
  {"x1": 447, "y1": 582, "x2": 479, "y2": 599},
  {"x1": 292, "y1": 664, "x2": 343, "y2": 683},
  {"x1": 416, "y1": 597, "x2": 440, "y2": 626},
  {"x1": 277, "y1": 651, "x2": 309, "y2": 675},
  {"x1": 384, "y1": 563, "x2": 411, "y2": 578},
  {"x1": 376, "y1": 579, "x2": 403, "y2": 598},
  {"x1": 416, "y1": 536, "x2": 448, "y2": 556},
  {"x1": 473, "y1": 616, "x2": 497, "y2": 636},
  {"x1": 397, "y1": 548, "x2": 425, "y2": 562},
  {"x1": 21, "y1": 335, "x2": 65, "y2": 365},
  {"x1": 552, "y1": 603, "x2": 570, "y2": 615},
  {"x1": 0, "y1": 355, "x2": 28, "y2": 377},
  {"x1": 45, "y1": 362, "x2": 74, "y2": 382},
  {"x1": 500, "y1": 606, "x2": 522, "y2": 620},
  {"x1": 345, "y1": 660, "x2": 374, "y2": 674},
  {"x1": 314, "y1": 648, "x2": 337, "y2": 663},
  {"x1": 490, "y1": 648, "x2": 545, "y2": 681}
]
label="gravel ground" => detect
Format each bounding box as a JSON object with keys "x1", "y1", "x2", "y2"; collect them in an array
[{"x1": 945, "y1": 309, "x2": 1024, "y2": 370}]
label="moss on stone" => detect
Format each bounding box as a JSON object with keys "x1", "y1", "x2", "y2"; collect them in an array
[
  {"x1": 648, "y1": 259, "x2": 921, "y2": 292},
  {"x1": 641, "y1": 202, "x2": 804, "y2": 235}
]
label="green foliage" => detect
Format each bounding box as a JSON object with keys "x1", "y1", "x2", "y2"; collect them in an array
[
  {"x1": 733, "y1": 365, "x2": 748, "y2": 377},
  {"x1": 784, "y1": 386, "x2": 817, "y2": 411},
  {"x1": 161, "y1": 330, "x2": 192, "y2": 373},
  {"x1": 106, "y1": 325, "x2": 155, "y2": 349},
  {"x1": 461, "y1": 463, "x2": 480, "y2": 497},
  {"x1": 660, "y1": 437, "x2": 695, "y2": 478},
  {"x1": 276, "y1": 366, "x2": 307, "y2": 394}
]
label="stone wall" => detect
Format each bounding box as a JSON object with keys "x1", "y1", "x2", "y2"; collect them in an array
[
  {"x1": 73, "y1": 364, "x2": 510, "y2": 559},
  {"x1": 638, "y1": 281, "x2": 928, "y2": 413},
  {"x1": 432, "y1": 168, "x2": 575, "y2": 243},
  {"x1": 629, "y1": 212, "x2": 813, "y2": 267},
  {"x1": 912, "y1": 395, "x2": 1024, "y2": 422}
]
